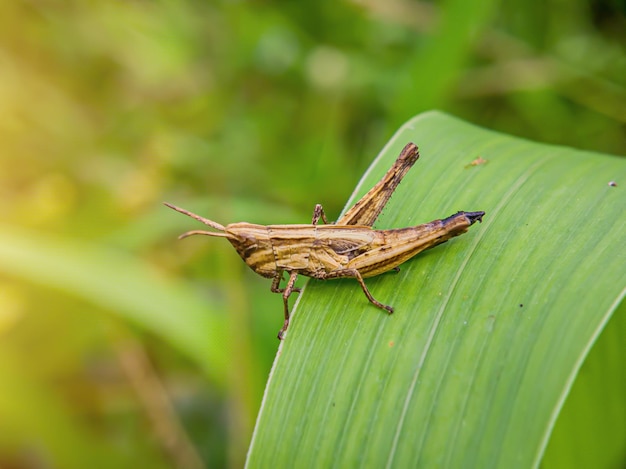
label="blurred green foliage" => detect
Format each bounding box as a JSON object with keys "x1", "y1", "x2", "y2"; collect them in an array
[{"x1": 0, "y1": 0, "x2": 623, "y2": 468}]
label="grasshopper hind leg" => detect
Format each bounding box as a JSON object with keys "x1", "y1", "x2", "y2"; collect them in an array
[{"x1": 325, "y1": 268, "x2": 394, "y2": 314}]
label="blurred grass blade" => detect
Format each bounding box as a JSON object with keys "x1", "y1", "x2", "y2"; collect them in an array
[
  {"x1": 246, "y1": 111, "x2": 626, "y2": 468},
  {"x1": 0, "y1": 229, "x2": 228, "y2": 382},
  {"x1": 0, "y1": 350, "x2": 169, "y2": 469}
]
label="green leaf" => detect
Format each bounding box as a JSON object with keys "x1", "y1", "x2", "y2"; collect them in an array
[{"x1": 246, "y1": 111, "x2": 625, "y2": 468}]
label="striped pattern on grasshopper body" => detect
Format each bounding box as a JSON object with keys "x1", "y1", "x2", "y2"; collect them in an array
[{"x1": 165, "y1": 143, "x2": 484, "y2": 339}]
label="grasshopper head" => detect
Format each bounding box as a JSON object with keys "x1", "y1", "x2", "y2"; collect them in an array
[
  {"x1": 221, "y1": 223, "x2": 276, "y2": 278},
  {"x1": 164, "y1": 203, "x2": 275, "y2": 277}
]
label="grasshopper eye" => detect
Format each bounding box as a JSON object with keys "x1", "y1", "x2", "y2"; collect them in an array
[
  {"x1": 230, "y1": 232, "x2": 259, "y2": 258},
  {"x1": 241, "y1": 239, "x2": 258, "y2": 256},
  {"x1": 240, "y1": 232, "x2": 258, "y2": 247}
]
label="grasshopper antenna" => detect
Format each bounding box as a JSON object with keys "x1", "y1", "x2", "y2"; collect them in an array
[{"x1": 163, "y1": 202, "x2": 230, "y2": 239}]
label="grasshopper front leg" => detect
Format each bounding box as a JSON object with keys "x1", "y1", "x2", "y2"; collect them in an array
[
  {"x1": 274, "y1": 271, "x2": 300, "y2": 340},
  {"x1": 271, "y1": 271, "x2": 302, "y2": 339},
  {"x1": 270, "y1": 270, "x2": 302, "y2": 295},
  {"x1": 323, "y1": 268, "x2": 394, "y2": 314},
  {"x1": 270, "y1": 270, "x2": 285, "y2": 294}
]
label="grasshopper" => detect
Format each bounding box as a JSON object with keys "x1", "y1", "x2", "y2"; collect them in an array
[{"x1": 165, "y1": 143, "x2": 484, "y2": 339}]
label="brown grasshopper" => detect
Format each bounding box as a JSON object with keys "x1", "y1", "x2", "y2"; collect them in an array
[{"x1": 165, "y1": 143, "x2": 484, "y2": 339}]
